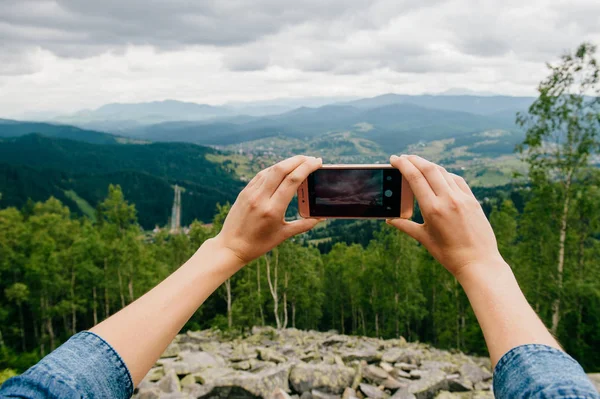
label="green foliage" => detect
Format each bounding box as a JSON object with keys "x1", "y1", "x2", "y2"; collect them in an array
[{"x1": 0, "y1": 369, "x2": 17, "y2": 386}]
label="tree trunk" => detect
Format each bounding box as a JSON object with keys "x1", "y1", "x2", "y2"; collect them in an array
[
  {"x1": 104, "y1": 257, "x2": 110, "y2": 318},
  {"x1": 128, "y1": 274, "x2": 134, "y2": 304},
  {"x1": 395, "y1": 292, "x2": 400, "y2": 338},
  {"x1": 282, "y1": 270, "x2": 289, "y2": 329},
  {"x1": 340, "y1": 304, "x2": 345, "y2": 334},
  {"x1": 265, "y1": 253, "x2": 281, "y2": 329},
  {"x1": 46, "y1": 298, "x2": 56, "y2": 351},
  {"x1": 292, "y1": 301, "x2": 296, "y2": 329},
  {"x1": 40, "y1": 295, "x2": 47, "y2": 357},
  {"x1": 18, "y1": 303, "x2": 26, "y2": 351},
  {"x1": 117, "y1": 267, "x2": 126, "y2": 309},
  {"x1": 226, "y1": 279, "x2": 232, "y2": 329},
  {"x1": 551, "y1": 176, "x2": 572, "y2": 335},
  {"x1": 360, "y1": 308, "x2": 367, "y2": 336},
  {"x1": 257, "y1": 259, "x2": 265, "y2": 326},
  {"x1": 375, "y1": 312, "x2": 380, "y2": 338},
  {"x1": 71, "y1": 266, "x2": 77, "y2": 335},
  {"x1": 93, "y1": 286, "x2": 98, "y2": 325}
]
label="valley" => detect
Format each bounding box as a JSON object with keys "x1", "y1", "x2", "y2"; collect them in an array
[{"x1": 0, "y1": 94, "x2": 535, "y2": 229}]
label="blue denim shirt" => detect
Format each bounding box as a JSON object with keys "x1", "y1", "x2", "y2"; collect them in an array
[{"x1": 0, "y1": 332, "x2": 598, "y2": 398}]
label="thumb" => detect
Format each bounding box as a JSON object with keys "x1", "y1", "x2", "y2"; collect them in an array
[
  {"x1": 284, "y1": 218, "x2": 326, "y2": 237},
  {"x1": 386, "y1": 218, "x2": 427, "y2": 244}
]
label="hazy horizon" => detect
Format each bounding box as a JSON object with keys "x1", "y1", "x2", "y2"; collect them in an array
[{"x1": 2, "y1": 1, "x2": 599, "y2": 118}]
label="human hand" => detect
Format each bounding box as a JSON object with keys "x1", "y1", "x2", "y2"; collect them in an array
[
  {"x1": 387, "y1": 155, "x2": 505, "y2": 278},
  {"x1": 214, "y1": 155, "x2": 324, "y2": 265}
]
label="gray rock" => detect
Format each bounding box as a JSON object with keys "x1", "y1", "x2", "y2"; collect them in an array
[
  {"x1": 474, "y1": 381, "x2": 492, "y2": 391},
  {"x1": 408, "y1": 369, "x2": 447, "y2": 399},
  {"x1": 419, "y1": 361, "x2": 457, "y2": 373},
  {"x1": 459, "y1": 363, "x2": 492, "y2": 385},
  {"x1": 182, "y1": 383, "x2": 214, "y2": 398},
  {"x1": 445, "y1": 374, "x2": 472, "y2": 392},
  {"x1": 180, "y1": 350, "x2": 225, "y2": 369},
  {"x1": 394, "y1": 363, "x2": 417, "y2": 372},
  {"x1": 342, "y1": 387, "x2": 359, "y2": 399},
  {"x1": 161, "y1": 343, "x2": 180, "y2": 358},
  {"x1": 322, "y1": 335, "x2": 350, "y2": 346},
  {"x1": 358, "y1": 383, "x2": 389, "y2": 399},
  {"x1": 179, "y1": 374, "x2": 195, "y2": 387},
  {"x1": 311, "y1": 389, "x2": 341, "y2": 399},
  {"x1": 232, "y1": 360, "x2": 252, "y2": 370},
  {"x1": 342, "y1": 349, "x2": 381, "y2": 363},
  {"x1": 381, "y1": 376, "x2": 407, "y2": 390},
  {"x1": 409, "y1": 370, "x2": 424, "y2": 380},
  {"x1": 379, "y1": 362, "x2": 395, "y2": 373},
  {"x1": 390, "y1": 369, "x2": 411, "y2": 380},
  {"x1": 290, "y1": 363, "x2": 356, "y2": 394},
  {"x1": 300, "y1": 392, "x2": 313, "y2": 399},
  {"x1": 196, "y1": 363, "x2": 292, "y2": 399},
  {"x1": 259, "y1": 347, "x2": 288, "y2": 363},
  {"x1": 249, "y1": 359, "x2": 277, "y2": 373},
  {"x1": 389, "y1": 387, "x2": 416, "y2": 399},
  {"x1": 135, "y1": 388, "x2": 161, "y2": 399},
  {"x1": 363, "y1": 365, "x2": 390, "y2": 383},
  {"x1": 273, "y1": 387, "x2": 293, "y2": 399},
  {"x1": 192, "y1": 367, "x2": 236, "y2": 384},
  {"x1": 144, "y1": 367, "x2": 165, "y2": 382},
  {"x1": 158, "y1": 370, "x2": 181, "y2": 393},
  {"x1": 382, "y1": 349, "x2": 405, "y2": 364}
]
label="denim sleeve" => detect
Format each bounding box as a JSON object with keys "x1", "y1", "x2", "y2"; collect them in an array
[
  {"x1": 0, "y1": 331, "x2": 133, "y2": 399},
  {"x1": 494, "y1": 344, "x2": 599, "y2": 399}
]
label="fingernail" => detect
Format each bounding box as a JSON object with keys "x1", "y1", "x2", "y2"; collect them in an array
[
  {"x1": 317, "y1": 157, "x2": 323, "y2": 163},
  {"x1": 390, "y1": 155, "x2": 399, "y2": 160}
]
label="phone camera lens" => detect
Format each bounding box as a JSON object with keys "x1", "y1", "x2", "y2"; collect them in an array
[
  {"x1": 386, "y1": 176, "x2": 392, "y2": 181},
  {"x1": 385, "y1": 190, "x2": 393, "y2": 198}
]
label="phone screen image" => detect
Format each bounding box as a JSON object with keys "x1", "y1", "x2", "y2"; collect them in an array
[{"x1": 308, "y1": 168, "x2": 401, "y2": 218}]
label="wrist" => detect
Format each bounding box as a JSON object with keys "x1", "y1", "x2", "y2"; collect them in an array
[
  {"x1": 190, "y1": 237, "x2": 246, "y2": 274},
  {"x1": 454, "y1": 256, "x2": 512, "y2": 290}
]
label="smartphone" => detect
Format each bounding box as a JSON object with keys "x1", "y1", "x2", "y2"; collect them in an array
[{"x1": 297, "y1": 164, "x2": 414, "y2": 219}]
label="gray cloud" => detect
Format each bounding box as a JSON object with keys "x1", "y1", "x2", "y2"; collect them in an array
[{"x1": 0, "y1": 0, "x2": 599, "y2": 116}]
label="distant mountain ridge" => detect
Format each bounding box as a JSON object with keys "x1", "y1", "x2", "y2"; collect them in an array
[
  {"x1": 0, "y1": 118, "x2": 127, "y2": 145},
  {"x1": 125, "y1": 101, "x2": 518, "y2": 152}
]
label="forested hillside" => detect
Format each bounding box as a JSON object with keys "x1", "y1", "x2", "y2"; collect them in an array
[
  {"x1": 1, "y1": 178, "x2": 599, "y2": 375},
  {"x1": 0, "y1": 134, "x2": 244, "y2": 228},
  {"x1": 0, "y1": 119, "x2": 127, "y2": 145}
]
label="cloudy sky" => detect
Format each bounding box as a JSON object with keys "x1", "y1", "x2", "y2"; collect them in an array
[{"x1": 1, "y1": 0, "x2": 599, "y2": 118}]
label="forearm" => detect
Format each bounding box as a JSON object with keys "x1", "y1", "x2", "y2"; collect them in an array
[
  {"x1": 90, "y1": 237, "x2": 244, "y2": 385},
  {"x1": 456, "y1": 259, "x2": 561, "y2": 367}
]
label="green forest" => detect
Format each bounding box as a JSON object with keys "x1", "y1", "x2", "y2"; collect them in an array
[{"x1": 1, "y1": 43, "x2": 600, "y2": 381}]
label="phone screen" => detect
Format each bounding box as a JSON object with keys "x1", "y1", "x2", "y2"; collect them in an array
[{"x1": 308, "y1": 168, "x2": 402, "y2": 218}]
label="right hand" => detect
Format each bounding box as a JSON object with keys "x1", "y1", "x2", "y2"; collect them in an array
[{"x1": 387, "y1": 155, "x2": 505, "y2": 278}]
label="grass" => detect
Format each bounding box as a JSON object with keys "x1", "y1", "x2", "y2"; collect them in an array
[{"x1": 64, "y1": 190, "x2": 96, "y2": 220}]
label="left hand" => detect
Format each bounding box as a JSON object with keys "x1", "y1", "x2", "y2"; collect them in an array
[{"x1": 214, "y1": 155, "x2": 324, "y2": 264}]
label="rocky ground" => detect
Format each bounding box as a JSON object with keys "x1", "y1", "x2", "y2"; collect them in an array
[{"x1": 134, "y1": 327, "x2": 600, "y2": 399}]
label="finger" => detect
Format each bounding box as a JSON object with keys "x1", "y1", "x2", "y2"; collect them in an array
[
  {"x1": 450, "y1": 173, "x2": 475, "y2": 197},
  {"x1": 284, "y1": 218, "x2": 325, "y2": 237},
  {"x1": 245, "y1": 169, "x2": 266, "y2": 191},
  {"x1": 406, "y1": 155, "x2": 451, "y2": 196},
  {"x1": 386, "y1": 219, "x2": 428, "y2": 244},
  {"x1": 271, "y1": 157, "x2": 322, "y2": 206},
  {"x1": 260, "y1": 156, "x2": 310, "y2": 196},
  {"x1": 390, "y1": 155, "x2": 436, "y2": 210},
  {"x1": 438, "y1": 166, "x2": 460, "y2": 192}
]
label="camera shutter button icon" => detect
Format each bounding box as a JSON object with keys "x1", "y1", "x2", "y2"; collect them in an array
[{"x1": 385, "y1": 190, "x2": 393, "y2": 198}]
